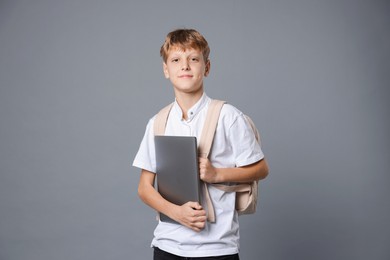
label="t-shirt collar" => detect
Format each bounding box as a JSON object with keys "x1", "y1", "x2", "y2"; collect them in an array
[{"x1": 173, "y1": 93, "x2": 210, "y2": 122}]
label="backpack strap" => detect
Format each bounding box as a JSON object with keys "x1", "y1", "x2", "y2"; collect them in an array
[
  {"x1": 212, "y1": 183, "x2": 252, "y2": 193},
  {"x1": 198, "y1": 99, "x2": 226, "y2": 223},
  {"x1": 199, "y1": 100, "x2": 226, "y2": 158},
  {"x1": 154, "y1": 103, "x2": 174, "y2": 136}
]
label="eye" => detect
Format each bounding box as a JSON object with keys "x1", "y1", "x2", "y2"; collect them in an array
[
  {"x1": 190, "y1": 57, "x2": 199, "y2": 62},
  {"x1": 171, "y1": 58, "x2": 179, "y2": 63}
]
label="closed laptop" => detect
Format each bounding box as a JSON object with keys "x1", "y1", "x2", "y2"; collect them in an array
[{"x1": 155, "y1": 136, "x2": 201, "y2": 223}]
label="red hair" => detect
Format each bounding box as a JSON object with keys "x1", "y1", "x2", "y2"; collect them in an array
[{"x1": 160, "y1": 29, "x2": 210, "y2": 63}]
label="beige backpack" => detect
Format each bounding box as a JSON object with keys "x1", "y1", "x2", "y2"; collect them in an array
[{"x1": 154, "y1": 99, "x2": 261, "y2": 223}]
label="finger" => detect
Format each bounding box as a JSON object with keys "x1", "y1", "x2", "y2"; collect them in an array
[
  {"x1": 194, "y1": 217, "x2": 207, "y2": 225},
  {"x1": 193, "y1": 209, "x2": 207, "y2": 217},
  {"x1": 198, "y1": 158, "x2": 209, "y2": 165},
  {"x1": 198, "y1": 157, "x2": 206, "y2": 162},
  {"x1": 193, "y1": 220, "x2": 206, "y2": 230},
  {"x1": 189, "y1": 218, "x2": 206, "y2": 230},
  {"x1": 198, "y1": 161, "x2": 206, "y2": 168},
  {"x1": 191, "y1": 226, "x2": 202, "y2": 232},
  {"x1": 200, "y1": 172, "x2": 207, "y2": 181}
]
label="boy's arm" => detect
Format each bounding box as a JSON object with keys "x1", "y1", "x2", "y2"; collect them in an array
[
  {"x1": 138, "y1": 169, "x2": 207, "y2": 232},
  {"x1": 199, "y1": 158, "x2": 269, "y2": 183}
]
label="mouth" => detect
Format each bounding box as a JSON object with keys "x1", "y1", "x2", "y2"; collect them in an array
[{"x1": 178, "y1": 75, "x2": 193, "y2": 78}]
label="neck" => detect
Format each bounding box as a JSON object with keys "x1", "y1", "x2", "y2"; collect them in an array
[{"x1": 174, "y1": 88, "x2": 204, "y2": 120}]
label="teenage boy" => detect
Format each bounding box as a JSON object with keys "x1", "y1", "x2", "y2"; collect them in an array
[{"x1": 133, "y1": 29, "x2": 269, "y2": 260}]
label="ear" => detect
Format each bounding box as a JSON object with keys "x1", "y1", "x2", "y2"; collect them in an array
[
  {"x1": 163, "y1": 62, "x2": 169, "y2": 79},
  {"x1": 204, "y1": 59, "x2": 211, "y2": 77}
]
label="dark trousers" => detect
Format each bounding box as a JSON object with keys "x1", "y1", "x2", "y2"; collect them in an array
[{"x1": 153, "y1": 247, "x2": 240, "y2": 260}]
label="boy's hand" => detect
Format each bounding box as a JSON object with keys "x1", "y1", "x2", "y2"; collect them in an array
[
  {"x1": 174, "y1": 202, "x2": 206, "y2": 232},
  {"x1": 199, "y1": 157, "x2": 219, "y2": 183}
]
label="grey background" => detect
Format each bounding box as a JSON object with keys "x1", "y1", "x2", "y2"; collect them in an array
[{"x1": 0, "y1": 0, "x2": 389, "y2": 259}]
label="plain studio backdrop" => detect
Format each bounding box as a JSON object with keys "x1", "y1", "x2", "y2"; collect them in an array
[{"x1": 0, "y1": 0, "x2": 389, "y2": 259}]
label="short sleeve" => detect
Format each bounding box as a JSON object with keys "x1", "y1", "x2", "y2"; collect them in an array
[
  {"x1": 228, "y1": 114, "x2": 264, "y2": 167},
  {"x1": 132, "y1": 117, "x2": 157, "y2": 173}
]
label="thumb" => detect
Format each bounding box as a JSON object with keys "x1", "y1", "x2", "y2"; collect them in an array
[{"x1": 187, "y1": 201, "x2": 202, "y2": 210}]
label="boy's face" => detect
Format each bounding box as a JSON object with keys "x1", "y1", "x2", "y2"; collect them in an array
[{"x1": 163, "y1": 47, "x2": 210, "y2": 95}]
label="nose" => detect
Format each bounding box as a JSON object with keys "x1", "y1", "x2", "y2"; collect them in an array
[{"x1": 181, "y1": 60, "x2": 190, "y2": 71}]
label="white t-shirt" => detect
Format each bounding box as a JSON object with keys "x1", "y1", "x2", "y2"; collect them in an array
[{"x1": 133, "y1": 93, "x2": 264, "y2": 257}]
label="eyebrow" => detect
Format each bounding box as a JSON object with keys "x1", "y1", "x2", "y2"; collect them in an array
[{"x1": 170, "y1": 51, "x2": 201, "y2": 58}]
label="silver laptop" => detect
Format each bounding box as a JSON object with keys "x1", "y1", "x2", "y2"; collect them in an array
[{"x1": 155, "y1": 136, "x2": 201, "y2": 223}]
